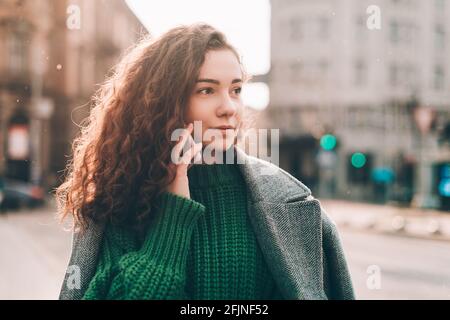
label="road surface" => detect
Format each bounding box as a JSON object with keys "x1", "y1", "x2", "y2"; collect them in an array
[{"x1": 1, "y1": 201, "x2": 449, "y2": 299}]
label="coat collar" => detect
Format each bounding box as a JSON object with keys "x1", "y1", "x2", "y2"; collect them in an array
[{"x1": 233, "y1": 145, "x2": 327, "y2": 299}]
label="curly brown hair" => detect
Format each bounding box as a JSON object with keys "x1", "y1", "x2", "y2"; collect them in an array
[{"x1": 54, "y1": 23, "x2": 252, "y2": 238}]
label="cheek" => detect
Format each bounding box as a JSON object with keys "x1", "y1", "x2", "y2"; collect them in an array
[
  {"x1": 186, "y1": 100, "x2": 213, "y2": 123},
  {"x1": 235, "y1": 104, "x2": 245, "y2": 122}
]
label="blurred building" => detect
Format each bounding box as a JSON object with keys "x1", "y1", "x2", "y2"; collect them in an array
[
  {"x1": 0, "y1": 0, "x2": 145, "y2": 189},
  {"x1": 264, "y1": 0, "x2": 450, "y2": 208}
]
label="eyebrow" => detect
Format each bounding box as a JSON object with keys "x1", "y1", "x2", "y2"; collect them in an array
[{"x1": 196, "y1": 78, "x2": 242, "y2": 85}]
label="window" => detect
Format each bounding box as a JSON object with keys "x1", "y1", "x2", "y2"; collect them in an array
[
  {"x1": 434, "y1": 65, "x2": 445, "y2": 91},
  {"x1": 289, "y1": 60, "x2": 328, "y2": 85},
  {"x1": 389, "y1": 63, "x2": 417, "y2": 89},
  {"x1": 290, "y1": 61, "x2": 303, "y2": 83},
  {"x1": 289, "y1": 18, "x2": 303, "y2": 41},
  {"x1": 354, "y1": 60, "x2": 367, "y2": 86},
  {"x1": 390, "y1": 21, "x2": 400, "y2": 44},
  {"x1": 405, "y1": 65, "x2": 418, "y2": 90},
  {"x1": 435, "y1": 0, "x2": 446, "y2": 10},
  {"x1": 390, "y1": 64, "x2": 400, "y2": 87},
  {"x1": 289, "y1": 16, "x2": 331, "y2": 42},
  {"x1": 391, "y1": 0, "x2": 417, "y2": 5},
  {"x1": 355, "y1": 15, "x2": 367, "y2": 42},
  {"x1": 435, "y1": 24, "x2": 446, "y2": 50},
  {"x1": 318, "y1": 16, "x2": 330, "y2": 40},
  {"x1": 8, "y1": 33, "x2": 28, "y2": 75},
  {"x1": 389, "y1": 20, "x2": 417, "y2": 45}
]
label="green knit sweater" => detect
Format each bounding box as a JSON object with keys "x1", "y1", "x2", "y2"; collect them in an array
[{"x1": 82, "y1": 161, "x2": 283, "y2": 300}]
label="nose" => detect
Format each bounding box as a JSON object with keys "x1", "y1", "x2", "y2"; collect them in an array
[{"x1": 216, "y1": 92, "x2": 238, "y2": 118}]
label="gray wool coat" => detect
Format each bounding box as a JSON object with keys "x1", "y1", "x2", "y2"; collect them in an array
[{"x1": 59, "y1": 145, "x2": 355, "y2": 300}]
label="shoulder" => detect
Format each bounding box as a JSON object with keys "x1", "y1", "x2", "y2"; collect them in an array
[
  {"x1": 249, "y1": 157, "x2": 341, "y2": 239},
  {"x1": 235, "y1": 148, "x2": 340, "y2": 221},
  {"x1": 236, "y1": 150, "x2": 312, "y2": 203}
]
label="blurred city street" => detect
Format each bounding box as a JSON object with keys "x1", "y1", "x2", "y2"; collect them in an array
[{"x1": 1, "y1": 197, "x2": 449, "y2": 300}]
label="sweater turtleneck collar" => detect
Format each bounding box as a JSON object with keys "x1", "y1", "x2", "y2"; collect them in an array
[{"x1": 187, "y1": 145, "x2": 243, "y2": 189}]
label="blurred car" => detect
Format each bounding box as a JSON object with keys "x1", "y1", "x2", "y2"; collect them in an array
[{"x1": 0, "y1": 177, "x2": 45, "y2": 211}]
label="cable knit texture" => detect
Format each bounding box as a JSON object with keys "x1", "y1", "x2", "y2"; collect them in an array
[{"x1": 82, "y1": 159, "x2": 284, "y2": 300}]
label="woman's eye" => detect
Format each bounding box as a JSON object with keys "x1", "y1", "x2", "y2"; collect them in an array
[
  {"x1": 198, "y1": 88, "x2": 213, "y2": 95},
  {"x1": 197, "y1": 87, "x2": 242, "y2": 95}
]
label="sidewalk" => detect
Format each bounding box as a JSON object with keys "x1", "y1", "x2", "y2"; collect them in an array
[
  {"x1": 320, "y1": 199, "x2": 450, "y2": 241},
  {"x1": 0, "y1": 197, "x2": 72, "y2": 299}
]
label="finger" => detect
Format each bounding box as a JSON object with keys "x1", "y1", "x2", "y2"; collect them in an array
[
  {"x1": 178, "y1": 132, "x2": 196, "y2": 163},
  {"x1": 179, "y1": 142, "x2": 202, "y2": 165},
  {"x1": 172, "y1": 124, "x2": 194, "y2": 162}
]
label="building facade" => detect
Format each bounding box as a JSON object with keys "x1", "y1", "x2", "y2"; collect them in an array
[
  {"x1": 0, "y1": 0, "x2": 146, "y2": 189},
  {"x1": 266, "y1": 0, "x2": 450, "y2": 208}
]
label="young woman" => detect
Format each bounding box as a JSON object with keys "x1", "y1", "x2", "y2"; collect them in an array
[{"x1": 56, "y1": 23, "x2": 355, "y2": 300}]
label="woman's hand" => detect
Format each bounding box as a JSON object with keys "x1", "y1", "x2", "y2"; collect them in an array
[{"x1": 166, "y1": 123, "x2": 202, "y2": 200}]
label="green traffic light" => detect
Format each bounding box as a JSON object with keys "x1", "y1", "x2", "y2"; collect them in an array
[
  {"x1": 320, "y1": 134, "x2": 337, "y2": 151},
  {"x1": 351, "y1": 152, "x2": 366, "y2": 168}
]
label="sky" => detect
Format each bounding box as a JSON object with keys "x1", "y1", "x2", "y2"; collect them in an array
[{"x1": 125, "y1": 0, "x2": 270, "y2": 110}]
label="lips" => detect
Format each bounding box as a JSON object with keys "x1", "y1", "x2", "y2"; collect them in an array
[{"x1": 214, "y1": 126, "x2": 235, "y2": 130}]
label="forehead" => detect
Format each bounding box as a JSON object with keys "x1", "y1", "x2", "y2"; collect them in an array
[{"x1": 198, "y1": 49, "x2": 242, "y2": 80}]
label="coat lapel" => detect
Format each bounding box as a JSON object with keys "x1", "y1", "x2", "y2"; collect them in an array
[{"x1": 234, "y1": 146, "x2": 327, "y2": 299}]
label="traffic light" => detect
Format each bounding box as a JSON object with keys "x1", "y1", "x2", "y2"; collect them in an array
[
  {"x1": 434, "y1": 162, "x2": 450, "y2": 210},
  {"x1": 347, "y1": 152, "x2": 372, "y2": 183},
  {"x1": 320, "y1": 134, "x2": 338, "y2": 151},
  {"x1": 351, "y1": 152, "x2": 366, "y2": 168}
]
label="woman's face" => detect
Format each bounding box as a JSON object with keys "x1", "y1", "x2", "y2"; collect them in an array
[{"x1": 186, "y1": 49, "x2": 244, "y2": 152}]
